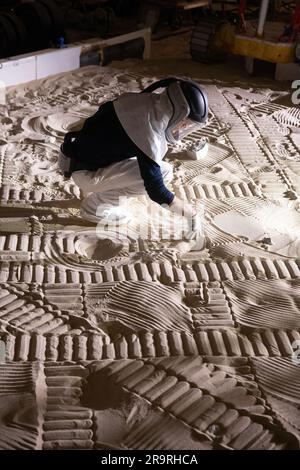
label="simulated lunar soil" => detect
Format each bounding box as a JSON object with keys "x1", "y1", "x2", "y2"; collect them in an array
[{"x1": 0, "y1": 66, "x2": 300, "y2": 450}]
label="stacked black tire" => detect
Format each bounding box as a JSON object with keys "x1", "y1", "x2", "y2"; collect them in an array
[
  {"x1": 0, "y1": 11, "x2": 27, "y2": 58},
  {"x1": 0, "y1": 0, "x2": 65, "y2": 59}
]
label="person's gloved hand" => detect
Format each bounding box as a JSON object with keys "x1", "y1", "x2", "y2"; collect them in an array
[
  {"x1": 168, "y1": 196, "x2": 195, "y2": 218},
  {"x1": 167, "y1": 197, "x2": 205, "y2": 247}
]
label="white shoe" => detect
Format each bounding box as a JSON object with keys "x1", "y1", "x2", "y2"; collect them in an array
[{"x1": 81, "y1": 206, "x2": 130, "y2": 225}]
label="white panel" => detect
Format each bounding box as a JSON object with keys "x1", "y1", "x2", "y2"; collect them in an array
[
  {"x1": 36, "y1": 46, "x2": 81, "y2": 79},
  {"x1": 0, "y1": 56, "x2": 36, "y2": 87},
  {"x1": 76, "y1": 27, "x2": 151, "y2": 59}
]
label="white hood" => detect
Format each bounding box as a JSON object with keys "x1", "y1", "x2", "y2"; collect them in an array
[{"x1": 113, "y1": 90, "x2": 173, "y2": 166}]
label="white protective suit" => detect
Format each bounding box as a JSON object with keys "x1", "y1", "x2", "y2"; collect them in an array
[
  {"x1": 59, "y1": 89, "x2": 174, "y2": 222},
  {"x1": 72, "y1": 158, "x2": 173, "y2": 223},
  {"x1": 113, "y1": 89, "x2": 173, "y2": 165}
]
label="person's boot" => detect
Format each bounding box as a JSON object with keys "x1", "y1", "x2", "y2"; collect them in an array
[{"x1": 81, "y1": 205, "x2": 130, "y2": 224}]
